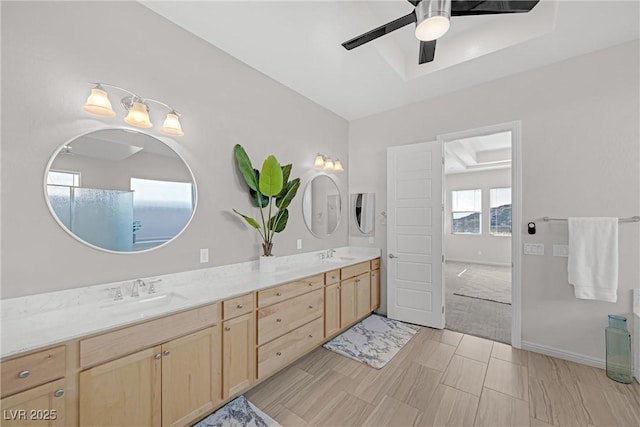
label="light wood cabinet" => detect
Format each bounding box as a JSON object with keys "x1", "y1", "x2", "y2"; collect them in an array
[
  {"x1": 257, "y1": 289, "x2": 323, "y2": 345},
  {"x1": 222, "y1": 313, "x2": 255, "y2": 399},
  {"x1": 324, "y1": 282, "x2": 341, "y2": 337},
  {"x1": 79, "y1": 326, "x2": 220, "y2": 427},
  {"x1": 340, "y1": 277, "x2": 357, "y2": 328},
  {"x1": 355, "y1": 272, "x2": 371, "y2": 319},
  {"x1": 257, "y1": 274, "x2": 324, "y2": 308},
  {"x1": 371, "y1": 268, "x2": 380, "y2": 310},
  {"x1": 0, "y1": 378, "x2": 66, "y2": 427},
  {"x1": 1, "y1": 346, "x2": 66, "y2": 398}
]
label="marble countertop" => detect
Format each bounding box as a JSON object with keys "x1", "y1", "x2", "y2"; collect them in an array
[{"x1": 0, "y1": 246, "x2": 381, "y2": 359}]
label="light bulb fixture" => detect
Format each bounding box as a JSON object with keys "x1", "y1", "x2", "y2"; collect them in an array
[
  {"x1": 415, "y1": 0, "x2": 451, "y2": 42},
  {"x1": 82, "y1": 83, "x2": 184, "y2": 136},
  {"x1": 313, "y1": 153, "x2": 344, "y2": 172}
]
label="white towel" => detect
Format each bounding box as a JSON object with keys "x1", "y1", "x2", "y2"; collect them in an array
[{"x1": 568, "y1": 217, "x2": 618, "y2": 302}]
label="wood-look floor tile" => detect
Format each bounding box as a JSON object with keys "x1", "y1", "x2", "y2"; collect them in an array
[
  {"x1": 475, "y1": 388, "x2": 529, "y2": 427},
  {"x1": 283, "y1": 368, "x2": 351, "y2": 421},
  {"x1": 306, "y1": 390, "x2": 373, "y2": 426},
  {"x1": 530, "y1": 417, "x2": 554, "y2": 426},
  {"x1": 389, "y1": 335, "x2": 423, "y2": 367},
  {"x1": 455, "y1": 334, "x2": 493, "y2": 363},
  {"x1": 344, "y1": 363, "x2": 404, "y2": 405},
  {"x1": 362, "y1": 395, "x2": 421, "y2": 427},
  {"x1": 528, "y1": 376, "x2": 591, "y2": 426},
  {"x1": 417, "y1": 384, "x2": 479, "y2": 427},
  {"x1": 577, "y1": 381, "x2": 640, "y2": 427},
  {"x1": 389, "y1": 361, "x2": 442, "y2": 410},
  {"x1": 415, "y1": 339, "x2": 457, "y2": 371},
  {"x1": 527, "y1": 351, "x2": 573, "y2": 383},
  {"x1": 441, "y1": 355, "x2": 487, "y2": 396},
  {"x1": 268, "y1": 404, "x2": 308, "y2": 427},
  {"x1": 430, "y1": 329, "x2": 464, "y2": 347},
  {"x1": 484, "y1": 357, "x2": 529, "y2": 401},
  {"x1": 245, "y1": 365, "x2": 314, "y2": 412},
  {"x1": 293, "y1": 347, "x2": 342, "y2": 376},
  {"x1": 331, "y1": 352, "x2": 372, "y2": 379},
  {"x1": 491, "y1": 341, "x2": 528, "y2": 366}
]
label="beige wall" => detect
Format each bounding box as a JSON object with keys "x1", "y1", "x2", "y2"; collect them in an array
[
  {"x1": 1, "y1": 1, "x2": 348, "y2": 298},
  {"x1": 349, "y1": 41, "x2": 639, "y2": 362},
  {"x1": 445, "y1": 169, "x2": 511, "y2": 266}
]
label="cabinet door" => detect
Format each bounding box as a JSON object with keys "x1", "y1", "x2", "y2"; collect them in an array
[
  {"x1": 371, "y1": 269, "x2": 380, "y2": 310},
  {"x1": 162, "y1": 326, "x2": 221, "y2": 427},
  {"x1": 79, "y1": 346, "x2": 161, "y2": 427},
  {"x1": 222, "y1": 313, "x2": 255, "y2": 399},
  {"x1": 340, "y1": 278, "x2": 357, "y2": 328},
  {"x1": 0, "y1": 378, "x2": 66, "y2": 427},
  {"x1": 356, "y1": 272, "x2": 371, "y2": 319},
  {"x1": 325, "y1": 283, "x2": 341, "y2": 337}
]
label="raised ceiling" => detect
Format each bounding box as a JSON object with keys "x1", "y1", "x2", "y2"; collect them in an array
[
  {"x1": 445, "y1": 131, "x2": 512, "y2": 174},
  {"x1": 141, "y1": 1, "x2": 640, "y2": 120}
]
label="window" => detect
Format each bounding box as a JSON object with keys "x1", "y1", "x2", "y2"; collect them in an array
[
  {"x1": 47, "y1": 170, "x2": 80, "y2": 187},
  {"x1": 451, "y1": 189, "x2": 481, "y2": 234},
  {"x1": 490, "y1": 187, "x2": 512, "y2": 236}
]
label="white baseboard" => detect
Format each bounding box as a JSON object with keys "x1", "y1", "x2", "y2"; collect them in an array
[
  {"x1": 521, "y1": 340, "x2": 605, "y2": 370},
  {"x1": 446, "y1": 258, "x2": 511, "y2": 268}
]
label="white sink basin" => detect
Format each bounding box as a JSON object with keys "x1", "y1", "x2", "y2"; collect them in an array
[
  {"x1": 100, "y1": 292, "x2": 189, "y2": 315},
  {"x1": 324, "y1": 256, "x2": 357, "y2": 263}
]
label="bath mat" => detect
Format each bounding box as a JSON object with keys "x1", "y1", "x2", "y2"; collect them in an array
[
  {"x1": 454, "y1": 281, "x2": 511, "y2": 304},
  {"x1": 193, "y1": 395, "x2": 281, "y2": 427},
  {"x1": 323, "y1": 314, "x2": 420, "y2": 369}
]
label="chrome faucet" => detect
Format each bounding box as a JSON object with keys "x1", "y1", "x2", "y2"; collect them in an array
[
  {"x1": 131, "y1": 279, "x2": 146, "y2": 297},
  {"x1": 148, "y1": 279, "x2": 161, "y2": 294},
  {"x1": 328, "y1": 249, "x2": 336, "y2": 258},
  {"x1": 110, "y1": 287, "x2": 123, "y2": 301}
]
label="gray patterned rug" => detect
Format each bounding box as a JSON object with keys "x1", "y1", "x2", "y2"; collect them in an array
[
  {"x1": 453, "y1": 280, "x2": 511, "y2": 304},
  {"x1": 323, "y1": 314, "x2": 420, "y2": 369},
  {"x1": 193, "y1": 396, "x2": 281, "y2": 427}
]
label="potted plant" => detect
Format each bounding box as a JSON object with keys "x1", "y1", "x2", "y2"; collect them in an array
[{"x1": 232, "y1": 144, "x2": 300, "y2": 271}]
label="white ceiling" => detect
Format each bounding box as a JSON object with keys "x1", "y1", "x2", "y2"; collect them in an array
[
  {"x1": 445, "y1": 131, "x2": 512, "y2": 174},
  {"x1": 141, "y1": 1, "x2": 640, "y2": 120}
]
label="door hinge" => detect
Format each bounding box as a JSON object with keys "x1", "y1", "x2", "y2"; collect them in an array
[
  {"x1": 442, "y1": 254, "x2": 444, "y2": 262},
  {"x1": 442, "y1": 156, "x2": 445, "y2": 165},
  {"x1": 442, "y1": 306, "x2": 445, "y2": 314}
]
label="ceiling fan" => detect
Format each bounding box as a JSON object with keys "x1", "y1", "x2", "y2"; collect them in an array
[{"x1": 342, "y1": 0, "x2": 540, "y2": 64}]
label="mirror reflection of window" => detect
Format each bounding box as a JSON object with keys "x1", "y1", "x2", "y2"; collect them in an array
[
  {"x1": 130, "y1": 178, "x2": 194, "y2": 250},
  {"x1": 47, "y1": 170, "x2": 80, "y2": 187}
]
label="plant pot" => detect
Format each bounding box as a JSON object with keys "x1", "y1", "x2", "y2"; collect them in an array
[{"x1": 260, "y1": 255, "x2": 277, "y2": 273}]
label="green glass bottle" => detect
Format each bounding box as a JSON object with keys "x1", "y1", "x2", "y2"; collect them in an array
[{"x1": 605, "y1": 315, "x2": 632, "y2": 384}]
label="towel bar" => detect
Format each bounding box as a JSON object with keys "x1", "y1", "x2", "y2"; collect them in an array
[{"x1": 542, "y1": 216, "x2": 640, "y2": 223}]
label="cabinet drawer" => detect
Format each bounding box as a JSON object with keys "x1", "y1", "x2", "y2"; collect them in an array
[
  {"x1": 341, "y1": 262, "x2": 370, "y2": 280},
  {"x1": 80, "y1": 303, "x2": 218, "y2": 368},
  {"x1": 371, "y1": 258, "x2": 380, "y2": 270},
  {"x1": 258, "y1": 274, "x2": 324, "y2": 308},
  {"x1": 223, "y1": 293, "x2": 253, "y2": 320},
  {"x1": 257, "y1": 289, "x2": 323, "y2": 345},
  {"x1": 325, "y1": 269, "x2": 340, "y2": 285},
  {"x1": 1, "y1": 346, "x2": 66, "y2": 398},
  {"x1": 258, "y1": 317, "x2": 323, "y2": 379}
]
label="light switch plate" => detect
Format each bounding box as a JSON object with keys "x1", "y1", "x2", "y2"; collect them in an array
[
  {"x1": 553, "y1": 244, "x2": 569, "y2": 257},
  {"x1": 524, "y1": 243, "x2": 544, "y2": 256},
  {"x1": 200, "y1": 248, "x2": 209, "y2": 263},
  {"x1": 368, "y1": 237, "x2": 374, "y2": 244}
]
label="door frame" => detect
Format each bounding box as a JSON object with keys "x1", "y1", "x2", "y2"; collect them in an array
[{"x1": 436, "y1": 121, "x2": 522, "y2": 348}]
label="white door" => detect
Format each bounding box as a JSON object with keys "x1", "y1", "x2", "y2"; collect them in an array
[{"x1": 387, "y1": 141, "x2": 444, "y2": 328}]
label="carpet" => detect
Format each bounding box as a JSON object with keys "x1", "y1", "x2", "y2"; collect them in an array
[
  {"x1": 454, "y1": 280, "x2": 511, "y2": 304},
  {"x1": 193, "y1": 396, "x2": 281, "y2": 427},
  {"x1": 323, "y1": 314, "x2": 420, "y2": 369}
]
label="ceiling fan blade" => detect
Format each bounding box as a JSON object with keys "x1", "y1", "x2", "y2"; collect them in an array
[
  {"x1": 452, "y1": 0, "x2": 540, "y2": 16},
  {"x1": 418, "y1": 40, "x2": 437, "y2": 64},
  {"x1": 342, "y1": 12, "x2": 417, "y2": 50},
  {"x1": 407, "y1": 0, "x2": 422, "y2": 6}
]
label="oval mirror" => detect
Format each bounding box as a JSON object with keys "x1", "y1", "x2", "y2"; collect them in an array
[
  {"x1": 302, "y1": 175, "x2": 342, "y2": 238},
  {"x1": 351, "y1": 193, "x2": 375, "y2": 236},
  {"x1": 44, "y1": 129, "x2": 196, "y2": 253}
]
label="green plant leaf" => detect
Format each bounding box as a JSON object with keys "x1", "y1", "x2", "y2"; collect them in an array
[
  {"x1": 268, "y1": 209, "x2": 289, "y2": 233},
  {"x1": 234, "y1": 144, "x2": 258, "y2": 191},
  {"x1": 249, "y1": 169, "x2": 269, "y2": 208},
  {"x1": 280, "y1": 164, "x2": 292, "y2": 192},
  {"x1": 276, "y1": 178, "x2": 300, "y2": 210},
  {"x1": 259, "y1": 155, "x2": 283, "y2": 197},
  {"x1": 232, "y1": 209, "x2": 261, "y2": 229}
]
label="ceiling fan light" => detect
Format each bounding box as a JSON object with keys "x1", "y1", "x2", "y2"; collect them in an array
[{"x1": 415, "y1": 0, "x2": 451, "y2": 41}]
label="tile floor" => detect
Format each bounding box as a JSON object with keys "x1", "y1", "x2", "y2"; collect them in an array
[{"x1": 246, "y1": 327, "x2": 640, "y2": 427}]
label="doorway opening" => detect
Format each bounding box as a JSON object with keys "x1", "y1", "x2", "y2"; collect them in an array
[{"x1": 438, "y1": 123, "x2": 521, "y2": 345}]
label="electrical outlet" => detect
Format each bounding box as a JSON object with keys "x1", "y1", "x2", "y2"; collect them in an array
[
  {"x1": 553, "y1": 244, "x2": 569, "y2": 257},
  {"x1": 368, "y1": 236, "x2": 374, "y2": 244},
  {"x1": 200, "y1": 248, "x2": 209, "y2": 263},
  {"x1": 524, "y1": 243, "x2": 544, "y2": 256},
  {"x1": 297, "y1": 239, "x2": 302, "y2": 250}
]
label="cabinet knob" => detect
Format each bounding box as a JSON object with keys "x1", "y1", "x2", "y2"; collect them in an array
[
  {"x1": 276, "y1": 292, "x2": 282, "y2": 296},
  {"x1": 54, "y1": 389, "x2": 64, "y2": 398},
  {"x1": 276, "y1": 352, "x2": 282, "y2": 356},
  {"x1": 154, "y1": 353, "x2": 162, "y2": 360},
  {"x1": 163, "y1": 350, "x2": 171, "y2": 356},
  {"x1": 308, "y1": 334, "x2": 314, "y2": 338},
  {"x1": 308, "y1": 283, "x2": 313, "y2": 287},
  {"x1": 225, "y1": 326, "x2": 231, "y2": 331},
  {"x1": 276, "y1": 318, "x2": 282, "y2": 322},
  {"x1": 18, "y1": 370, "x2": 30, "y2": 379},
  {"x1": 308, "y1": 305, "x2": 313, "y2": 309},
  {"x1": 237, "y1": 304, "x2": 243, "y2": 309},
  {"x1": 331, "y1": 276, "x2": 336, "y2": 280}
]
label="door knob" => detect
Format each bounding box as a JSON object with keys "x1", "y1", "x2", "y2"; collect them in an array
[{"x1": 389, "y1": 253, "x2": 398, "y2": 259}]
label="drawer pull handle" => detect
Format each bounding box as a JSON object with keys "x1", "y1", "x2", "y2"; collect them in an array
[
  {"x1": 163, "y1": 350, "x2": 171, "y2": 356},
  {"x1": 276, "y1": 318, "x2": 282, "y2": 322},
  {"x1": 225, "y1": 326, "x2": 231, "y2": 331},
  {"x1": 276, "y1": 352, "x2": 282, "y2": 356},
  {"x1": 308, "y1": 334, "x2": 314, "y2": 338},
  {"x1": 54, "y1": 389, "x2": 64, "y2": 398},
  {"x1": 308, "y1": 305, "x2": 313, "y2": 309},
  {"x1": 308, "y1": 283, "x2": 313, "y2": 286},
  {"x1": 237, "y1": 304, "x2": 243, "y2": 309},
  {"x1": 276, "y1": 292, "x2": 282, "y2": 296},
  {"x1": 331, "y1": 276, "x2": 336, "y2": 280},
  {"x1": 154, "y1": 353, "x2": 162, "y2": 360},
  {"x1": 18, "y1": 370, "x2": 30, "y2": 379}
]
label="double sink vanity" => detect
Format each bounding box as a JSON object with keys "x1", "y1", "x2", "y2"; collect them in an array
[{"x1": 0, "y1": 247, "x2": 381, "y2": 427}]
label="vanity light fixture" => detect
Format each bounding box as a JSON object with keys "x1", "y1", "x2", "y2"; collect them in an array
[
  {"x1": 83, "y1": 83, "x2": 184, "y2": 136},
  {"x1": 313, "y1": 153, "x2": 344, "y2": 172}
]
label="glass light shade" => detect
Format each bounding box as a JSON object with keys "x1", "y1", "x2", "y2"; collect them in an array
[
  {"x1": 323, "y1": 158, "x2": 335, "y2": 170},
  {"x1": 124, "y1": 101, "x2": 153, "y2": 128},
  {"x1": 314, "y1": 154, "x2": 325, "y2": 168},
  {"x1": 160, "y1": 113, "x2": 184, "y2": 136},
  {"x1": 83, "y1": 87, "x2": 116, "y2": 117},
  {"x1": 415, "y1": 15, "x2": 450, "y2": 41},
  {"x1": 334, "y1": 160, "x2": 344, "y2": 172}
]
